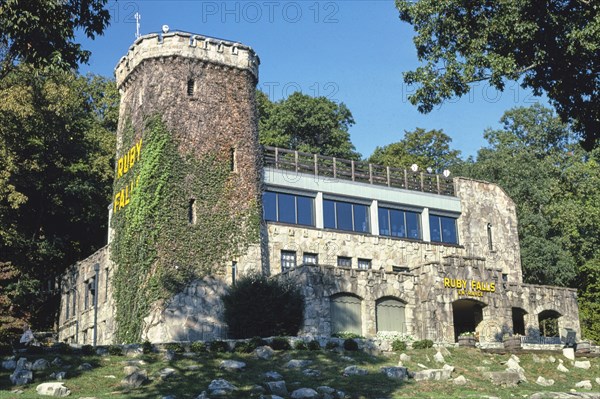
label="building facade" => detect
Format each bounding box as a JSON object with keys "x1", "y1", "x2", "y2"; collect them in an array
[{"x1": 58, "y1": 31, "x2": 581, "y2": 346}]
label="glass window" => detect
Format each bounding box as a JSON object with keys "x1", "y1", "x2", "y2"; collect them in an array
[
  {"x1": 323, "y1": 199, "x2": 370, "y2": 233},
  {"x1": 337, "y1": 256, "x2": 352, "y2": 268},
  {"x1": 263, "y1": 191, "x2": 315, "y2": 226},
  {"x1": 303, "y1": 253, "x2": 318, "y2": 265},
  {"x1": 379, "y1": 207, "x2": 421, "y2": 239},
  {"x1": 281, "y1": 250, "x2": 296, "y2": 271},
  {"x1": 429, "y1": 215, "x2": 458, "y2": 244},
  {"x1": 358, "y1": 259, "x2": 371, "y2": 270}
]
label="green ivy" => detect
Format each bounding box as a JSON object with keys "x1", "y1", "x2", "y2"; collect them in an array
[{"x1": 110, "y1": 115, "x2": 260, "y2": 343}]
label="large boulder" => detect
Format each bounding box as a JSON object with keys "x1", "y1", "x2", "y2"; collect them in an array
[
  {"x1": 32, "y1": 359, "x2": 50, "y2": 371},
  {"x1": 562, "y1": 348, "x2": 575, "y2": 360},
  {"x1": 121, "y1": 370, "x2": 148, "y2": 389},
  {"x1": 536, "y1": 376, "x2": 555, "y2": 387},
  {"x1": 255, "y1": 346, "x2": 275, "y2": 360},
  {"x1": 380, "y1": 366, "x2": 409, "y2": 381},
  {"x1": 342, "y1": 365, "x2": 368, "y2": 376},
  {"x1": 266, "y1": 381, "x2": 288, "y2": 396},
  {"x1": 36, "y1": 382, "x2": 71, "y2": 397},
  {"x1": 2, "y1": 359, "x2": 17, "y2": 370},
  {"x1": 285, "y1": 359, "x2": 312, "y2": 369},
  {"x1": 575, "y1": 380, "x2": 593, "y2": 390},
  {"x1": 208, "y1": 379, "x2": 237, "y2": 396},
  {"x1": 219, "y1": 360, "x2": 246, "y2": 372},
  {"x1": 485, "y1": 371, "x2": 521, "y2": 387},
  {"x1": 10, "y1": 369, "x2": 33, "y2": 385},
  {"x1": 290, "y1": 388, "x2": 319, "y2": 399},
  {"x1": 574, "y1": 360, "x2": 591, "y2": 370}
]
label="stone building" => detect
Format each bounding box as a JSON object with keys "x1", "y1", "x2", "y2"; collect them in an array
[{"x1": 57, "y1": 31, "x2": 581, "y2": 346}]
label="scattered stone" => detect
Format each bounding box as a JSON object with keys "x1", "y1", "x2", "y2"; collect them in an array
[
  {"x1": 123, "y1": 366, "x2": 139, "y2": 375},
  {"x1": 264, "y1": 371, "x2": 283, "y2": 380},
  {"x1": 2, "y1": 359, "x2": 17, "y2": 370},
  {"x1": 255, "y1": 346, "x2": 275, "y2": 360},
  {"x1": 557, "y1": 363, "x2": 569, "y2": 373},
  {"x1": 399, "y1": 353, "x2": 411, "y2": 363},
  {"x1": 121, "y1": 370, "x2": 148, "y2": 389},
  {"x1": 266, "y1": 381, "x2": 288, "y2": 396},
  {"x1": 164, "y1": 350, "x2": 175, "y2": 362},
  {"x1": 186, "y1": 365, "x2": 200, "y2": 371},
  {"x1": 158, "y1": 368, "x2": 177, "y2": 380},
  {"x1": 51, "y1": 358, "x2": 63, "y2": 367},
  {"x1": 548, "y1": 356, "x2": 556, "y2": 363},
  {"x1": 50, "y1": 372, "x2": 67, "y2": 381},
  {"x1": 575, "y1": 380, "x2": 593, "y2": 390},
  {"x1": 417, "y1": 363, "x2": 428, "y2": 369},
  {"x1": 285, "y1": 359, "x2": 312, "y2": 369},
  {"x1": 10, "y1": 369, "x2": 33, "y2": 385},
  {"x1": 574, "y1": 360, "x2": 591, "y2": 369},
  {"x1": 380, "y1": 366, "x2": 409, "y2": 381},
  {"x1": 208, "y1": 379, "x2": 237, "y2": 396},
  {"x1": 104, "y1": 375, "x2": 116, "y2": 379},
  {"x1": 505, "y1": 356, "x2": 526, "y2": 382},
  {"x1": 77, "y1": 363, "x2": 93, "y2": 371},
  {"x1": 251, "y1": 385, "x2": 265, "y2": 395},
  {"x1": 485, "y1": 371, "x2": 521, "y2": 387},
  {"x1": 36, "y1": 382, "x2": 71, "y2": 397},
  {"x1": 530, "y1": 393, "x2": 600, "y2": 399},
  {"x1": 453, "y1": 375, "x2": 467, "y2": 386},
  {"x1": 342, "y1": 365, "x2": 368, "y2": 376},
  {"x1": 532, "y1": 355, "x2": 543, "y2": 363},
  {"x1": 482, "y1": 359, "x2": 492, "y2": 365},
  {"x1": 302, "y1": 368, "x2": 321, "y2": 377},
  {"x1": 290, "y1": 388, "x2": 319, "y2": 399},
  {"x1": 437, "y1": 346, "x2": 451, "y2": 357},
  {"x1": 195, "y1": 391, "x2": 209, "y2": 399},
  {"x1": 562, "y1": 348, "x2": 575, "y2": 360},
  {"x1": 413, "y1": 365, "x2": 454, "y2": 382},
  {"x1": 596, "y1": 377, "x2": 600, "y2": 386},
  {"x1": 16, "y1": 358, "x2": 31, "y2": 370},
  {"x1": 219, "y1": 360, "x2": 246, "y2": 372},
  {"x1": 536, "y1": 376, "x2": 555, "y2": 387},
  {"x1": 475, "y1": 366, "x2": 489, "y2": 372},
  {"x1": 161, "y1": 396, "x2": 176, "y2": 399},
  {"x1": 317, "y1": 386, "x2": 336, "y2": 395},
  {"x1": 433, "y1": 351, "x2": 445, "y2": 363}
]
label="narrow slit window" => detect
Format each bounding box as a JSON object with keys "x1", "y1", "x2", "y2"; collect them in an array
[
  {"x1": 230, "y1": 147, "x2": 237, "y2": 172},
  {"x1": 187, "y1": 79, "x2": 194, "y2": 96},
  {"x1": 487, "y1": 223, "x2": 493, "y2": 251},
  {"x1": 188, "y1": 198, "x2": 196, "y2": 225}
]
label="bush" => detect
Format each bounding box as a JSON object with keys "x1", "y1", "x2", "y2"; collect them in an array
[
  {"x1": 391, "y1": 340, "x2": 407, "y2": 352},
  {"x1": 332, "y1": 332, "x2": 363, "y2": 339},
  {"x1": 307, "y1": 340, "x2": 321, "y2": 351},
  {"x1": 412, "y1": 339, "x2": 434, "y2": 349},
  {"x1": 53, "y1": 342, "x2": 72, "y2": 354},
  {"x1": 270, "y1": 337, "x2": 291, "y2": 351},
  {"x1": 108, "y1": 345, "x2": 123, "y2": 356},
  {"x1": 190, "y1": 341, "x2": 207, "y2": 353},
  {"x1": 81, "y1": 344, "x2": 95, "y2": 355},
  {"x1": 222, "y1": 273, "x2": 304, "y2": 339},
  {"x1": 325, "y1": 341, "x2": 339, "y2": 350},
  {"x1": 142, "y1": 340, "x2": 154, "y2": 354},
  {"x1": 164, "y1": 343, "x2": 185, "y2": 354},
  {"x1": 234, "y1": 341, "x2": 252, "y2": 353},
  {"x1": 294, "y1": 341, "x2": 307, "y2": 350},
  {"x1": 209, "y1": 340, "x2": 230, "y2": 353},
  {"x1": 343, "y1": 338, "x2": 359, "y2": 351},
  {"x1": 249, "y1": 336, "x2": 268, "y2": 349}
]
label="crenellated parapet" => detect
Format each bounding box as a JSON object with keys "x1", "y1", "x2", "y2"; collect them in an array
[{"x1": 115, "y1": 31, "x2": 260, "y2": 88}]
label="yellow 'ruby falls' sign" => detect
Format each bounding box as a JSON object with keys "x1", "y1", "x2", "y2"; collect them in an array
[
  {"x1": 113, "y1": 138, "x2": 143, "y2": 214},
  {"x1": 443, "y1": 278, "x2": 495, "y2": 297}
]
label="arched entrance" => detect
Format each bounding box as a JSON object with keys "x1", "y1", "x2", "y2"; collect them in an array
[
  {"x1": 512, "y1": 307, "x2": 527, "y2": 336},
  {"x1": 330, "y1": 293, "x2": 362, "y2": 335},
  {"x1": 452, "y1": 299, "x2": 486, "y2": 341},
  {"x1": 538, "y1": 310, "x2": 561, "y2": 337},
  {"x1": 376, "y1": 297, "x2": 406, "y2": 333}
]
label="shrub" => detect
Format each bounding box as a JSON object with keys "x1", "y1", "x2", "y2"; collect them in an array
[
  {"x1": 222, "y1": 273, "x2": 304, "y2": 339},
  {"x1": 294, "y1": 341, "x2": 307, "y2": 350},
  {"x1": 53, "y1": 342, "x2": 72, "y2": 354},
  {"x1": 249, "y1": 336, "x2": 268, "y2": 349},
  {"x1": 190, "y1": 341, "x2": 207, "y2": 353},
  {"x1": 270, "y1": 337, "x2": 291, "y2": 351},
  {"x1": 209, "y1": 340, "x2": 230, "y2": 353},
  {"x1": 325, "y1": 341, "x2": 339, "y2": 350},
  {"x1": 81, "y1": 344, "x2": 95, "y2": 355},
  {"x1": 165, "y1": 342, "x2": 185, "y2": 354},
  {"x1": 391, "y1": 340, "x2": 407, "y2": 352},
  {"x1": 307, "y1": 340, "x2": 321, "y2": 351},
  {"x1": 108, "y1": 345, "x2": 123, "y2": 356},
  {"x1": 234, "y1": 341, "x2": 252, "y2": 353},
  {"x1": 142, "y1": 340, "x2": 154, "y2": 354},
  {"x1": 412, "y1": 339, "x2": 434, "y2": 349},
  {"x1": 332, "y1": 332, "x2": 363, "y2": 339},
  {"x1": 343, "y1": 338, "x2": 359, "y2": 351}
]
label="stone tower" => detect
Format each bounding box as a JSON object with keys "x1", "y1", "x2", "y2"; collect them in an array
[{"x1": 110, "y1": 31, "x2": 264, "y2": 342}]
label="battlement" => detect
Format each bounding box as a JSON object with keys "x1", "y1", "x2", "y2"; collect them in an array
[{"x1": 114, "y1": 31, "x2": 260, "y2": 88}]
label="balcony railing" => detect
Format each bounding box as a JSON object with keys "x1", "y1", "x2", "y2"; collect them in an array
[{"x1": 262, "y1": 146, "x2": 455, "y2": 197}]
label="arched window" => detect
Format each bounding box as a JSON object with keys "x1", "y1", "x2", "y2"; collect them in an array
[
  {"x1": 376, "y1": 297, "x2": 406, "y2": 333},
  {"x1": 330, "y1": 293, "x2": 362, "y2": 335},
  {"x1": 538, "y1": 310, "x2": 561, "y2": 337}
]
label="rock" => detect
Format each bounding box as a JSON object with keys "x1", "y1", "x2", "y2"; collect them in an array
[
  {"x1": 2, "y1": 359, "x2": 17, "y2": 370},
  {"x1": 50, "y1": 372, "x2": 67, "y2": 381},
  {"x1": 557, "y1": 363, "x2": 569, "y2": 373},
  {"x1": 536, "y1": 376, "x2": 555, "y2": 387},
  {"x1": 505, "y1": 357, "x2": 526, "y2": 382},
  {"x1": 380, "y1": 366, "x2": 409, "y2": 381},
  {"x1": 158, "y1": 368, "x2": 177, "y2": 380},
  {"x1": 77, "y1": 363, "x2": 93, "y2": 371},
  {"x1": 413, "y1": 366, "x2": 453, "y2": 382},
  {"x1": 433, "y1": 351, "x2": 445, "y2": 363},
  {"x1": 485, "y1": 371, "x2": 521, "y2": 387},
  {"x1": 251, "y1": 385, "x2": 265, "y2": 395},
  {"x1": 532, "y1": 355, "x2": 543, "y2": 363},
  {"x1": 195, "y1": 391, "x2": 209, "y2": 399},
  {"x1": 161, "y1": 396, "x2": 176, "y2": 399},
  {"x1": 186, "y1": 365, "x2": 200, "y2": 371},
  {"x1": 417, "y1": 363, "x2": 428, "y2": 369},
  {"x1": 123, "y1": 366, "x2": 139, "y2": 375},
  {"x1": 36, "y1": 382, "x2": 71, "y2": 397},
  {"x1": 31, "y1": 359, "x2": 50, "y2": 371},
  {"x1": 208, "y1": 379, "x2": 237, "y2": 396},
  {"x1": 302, "y1": 368, "x2": 321, "y2": 377},
  {"x1": 575, "y1": 380, "x2": 592, "y2": 390},
  {"x1": 399, "y1": 353, "x2": 411, "y2": 363},
  {"x1": 16, "y1": 358, "x2": 31, "y2": 370},
  {"x1": 51, "y1": 358, "x2": 63, "y2": 367},
  {"x1": 290, "y1": 388, "x2": 319, "y2": 399},
  {"x1": 596, "y1": 377, "x2": 600, "y2": 385},
  {"x1": 219, "y1": 360, "x2": 246, "y2": 372},
  {"x1": 255, "y1": 346, "x2": 275, "y2": 360},
  {"x1": 317, "y1": 386, "x2": 336, "y2": 395},
  {"x1": 342, "y1": 365, "x2": 368, "y2": 376},
  {"x1": 340, "y1": 356, "x2": 354, "y2": 362},
  {"x1": 10, "y1": 369, "x2": 33, "y2": 385},
  {"x1": 562, "y1": 347, "x2": 575, "y2": 360},
  {"x1": 475, "y1": 366, "x2": 489, "y2": 372},
  {"x1": 453, "y1": 375, "x2": 467, "y2": 386},
  {"x1": 285, "y1": 359, "x2": 312, "y2": 369},
  {"x1": 548, "y1": 356, "x2": 556, "y2": 363},
  {"x1": 574, "y1": 360, "x2": 591, "y2": 369},
  {"x1": 266, "y1": 381, "x2": 288, "y2": 396},
  {"x1": 164, "y1": 350, "x2": 175, "y2": 362},
  {"x1": 530, "y1": 393, "x2": 600, "y2": 399},
  {"x1": 437, "y1": 346, "x2": 451, "y2": 357},
  {"x1": 121, "y1": 370, "x2": 148, "y2": 389},
  {"x1": 264, "y1": 371, "x2": 283, "y2": 380}
]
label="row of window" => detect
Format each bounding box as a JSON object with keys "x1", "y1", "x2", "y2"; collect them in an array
[
  {"x1": 263, "y1": 191, "x2": 459, "y2": 244},
  {"x1": 281, "y1": 250, "x2": 394, "y2": 272}
]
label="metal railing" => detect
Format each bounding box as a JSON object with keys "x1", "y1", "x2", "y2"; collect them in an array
[{"x1": 263, "y1": 146, "x2": 455, "y2": 196}]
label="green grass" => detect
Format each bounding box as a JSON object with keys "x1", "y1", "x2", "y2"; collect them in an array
[{"x1": 0, "y1": 347, "x2": 598, "y2": 398}]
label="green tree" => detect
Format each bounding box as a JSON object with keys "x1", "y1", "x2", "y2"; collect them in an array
[
  {"x1": 0, "y1": 0, "x2": 111, "y2": 77},
  {"x1": 0, "y1": 66, "x2": 117, "y2": 328},
  {"x1": 257, "y1": 91, "x2": 360, "y2": 160},
  {"x1": 368, "y1": 128, "x2": 461, "y2": 171},
  {"x1": 395, "y1": 0, "x2": 600, "y2": 150}
]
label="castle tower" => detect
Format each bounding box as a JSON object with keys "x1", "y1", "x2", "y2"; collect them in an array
[{"x1": 110, "y1": 31, "x2": 263, "y2": 342}]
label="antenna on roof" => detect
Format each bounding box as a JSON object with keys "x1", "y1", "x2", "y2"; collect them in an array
[{"x1": 134, "y1": 12, "x2": 141, "y2": 38}]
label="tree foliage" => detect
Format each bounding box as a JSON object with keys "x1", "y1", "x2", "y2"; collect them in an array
[
  {"x1": 0, "y1": 0, "x2": 111, "y2": 77},
  {"x1": 257, "y1": 90, "x2": 361, "y2": 160},
  {"x1": 0, "y1": 66, "x2": 117, "y2": 328},
  {"x1": 395, "y1": 0, "x2": 600, "y2": 150},
  {"x1": 368, "y1": 128, "x2": 462, "y2": 171}
]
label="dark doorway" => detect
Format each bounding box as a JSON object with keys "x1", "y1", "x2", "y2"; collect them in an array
[
  {"x1": 538, "y1": 310, "x2": 561, "y2": 337},
  {"x1": 512, "y1": 307, "x2": 527, "y2": 335},
  {"x1": 452, "y1": 299, "x2": 485, "y2": 341}
]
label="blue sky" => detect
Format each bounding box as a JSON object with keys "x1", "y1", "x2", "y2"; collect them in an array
[{"x1": 79, "y1": 0, "x2": 546, "y2": 160}]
